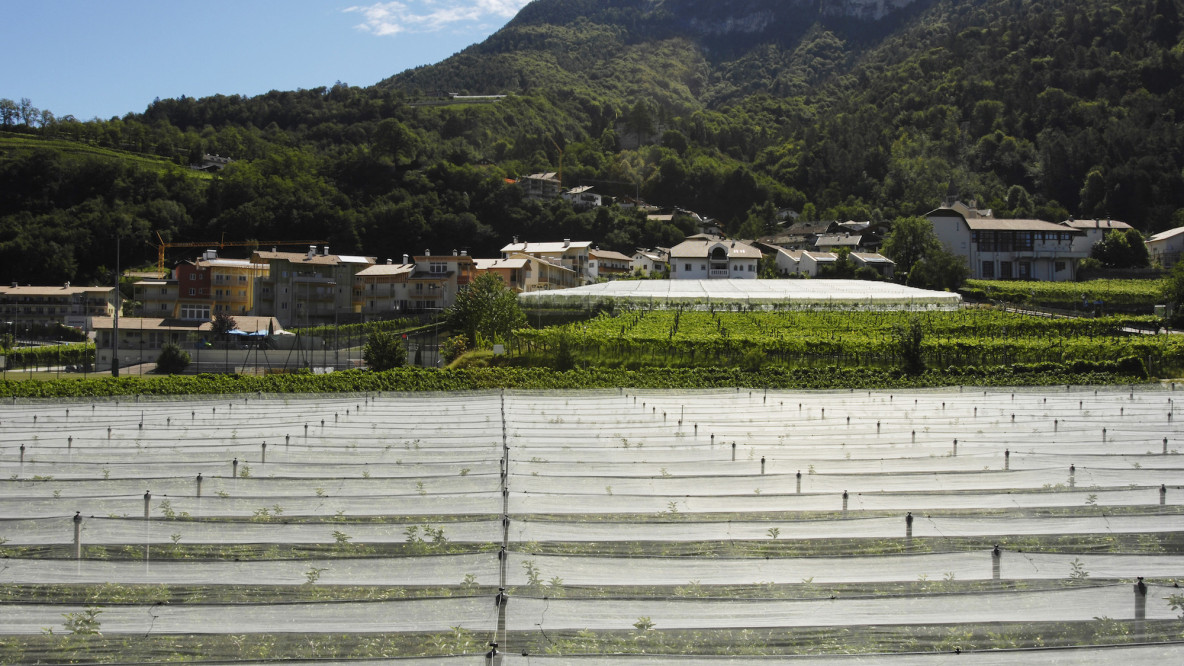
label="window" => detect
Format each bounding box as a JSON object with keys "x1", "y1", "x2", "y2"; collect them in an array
[
  {"x1": 1000, "y1": 261, "x2": 1013, "y2": 279},
  {"x1": 1019, "y1": 262, "x2": 1031, "y2": 279},
  {"x1": 685, "y1": 264, "x2": 691, "y2": 271},
  {"x1": 281, "y1": 302, "x2": 288, "y2": 310},
  {"x1": 238, "y1": 275, "x2": 247, "y2": 282},
  {"x1": 215, "y1": 289, "x2": 222, "y2": 297},
  {"x1": 429, "y1": 261, "x2": 447, "y2": 274},
  {"x1": 160, "y1": 287, "x2": 168, "y2": 294},
  {"x1": 188, "y1": 288, "x2": 196, "y2": 296},
  {"x1": 179, "y1": 304, "x2": 209, "y2": 320},
  {"x1": 190, "y1": 273, "x2": 197, "y2": 280},
  {"x1": 1017, "y1": 232, "x2": 1033, "y2": 251},
  {"x1": 981, "y1": 261, "x2": 995, "y2": 278},
  {"x1": 159, "y1": 304, "x2": 168, "y2": 311},
  {"x1": 1055, "y1": 261, "x2": 1067, "y2": 272}
]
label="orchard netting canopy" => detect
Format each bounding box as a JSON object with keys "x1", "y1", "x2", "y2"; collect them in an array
[
  {"x1": 517, "y1": 279, "x2": 963, "y2": 310},
  {"x1": 1, "y1": 386, "x2": 1183, "y2": 662}
]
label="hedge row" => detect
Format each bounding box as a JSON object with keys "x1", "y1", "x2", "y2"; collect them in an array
[{"x1": 0, "y1": 359, "x2": 1152, "y2": 399}]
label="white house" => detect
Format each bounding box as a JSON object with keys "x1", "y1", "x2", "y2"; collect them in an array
[
  {"x1": 927, "y1": 204, "x2": 1085, "y2": 281},
  {"x1": 500, "y1": 238, "x2": 592, "y2": 283},
  {"x1": 848, "y1": 253, "x2": 894, "y2": 278},
  {"x1": 562, "y1": 185, "x2": 605, "y2": 208},
  {"x1": 669, "y1": 236, "x2": 761, "y2": 279},
  {"x1": 1146, "y1": 227, "x2": 1184, "y2": 268},
  {"x1": 631, "y1": 248, "x2": 669, "y2": 276},
  {"x1": 800, "y1": 251, "x2": 838, "y2": 276},
  {"x1": 588, "y1": 248, "x2": 633, "y2": 280},
  {"x1": 517, "y1": 173, "x2": 562, "y2": 200},
  {"x1": 1063, "y1": 218, "x2": 1133, "y2": 255},
  {"x1": 814, "y1": 233, "x2": 863, "y2": 253}
]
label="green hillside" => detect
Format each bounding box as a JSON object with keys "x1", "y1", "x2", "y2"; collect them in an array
[{"x1": 1, "y1": 0, "x2": 1182, "y2": 286}]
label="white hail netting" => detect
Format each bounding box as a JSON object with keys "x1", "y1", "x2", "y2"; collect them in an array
[
  {"x1": 504, "y1": 585, "x2": 1181, "y2": 629},
  {"x1": 499, "y1": 644, "x2": 1184, "y2": 664},
  {"x1": 515, "y1": 278, "x2": 965, "y2": 309},
  {"x1": 1, "y1": 387, "x2": 1182, "y2": 660}
]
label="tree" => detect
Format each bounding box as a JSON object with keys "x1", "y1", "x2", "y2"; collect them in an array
[
  {"x1": 907, "y1": 247, "x2": 970, "y2": 291},
  {"x1": 155, "y1": 343, "x2": 190, "y2": 374},
  {"x1": 444, "y1": 273, "x2": 526, "y2": 347},
  {"x1": 817, "y1": 248, "x2": 857, "y2": 279},
  {"x1": 1164, "y1": 260, "x2": 1184, "y2": 327},
  {"x1": 363, "y1": 330, "x2": 407, "y2": 371},
  {"x1": 0, "y1": 98, "x2": 17, "y2": 126},
  {"x1": 211, "y1": 313, "x2": 238, "y2": 336},
  {"x1": 17, "y1": 98, "x2": 38, "y2": 127},
  {"x1": 758, "y1": 253, "x2": 782, "y2": 278},
  {"x1": 881, "y1": 216, "x2": 941, "y2": 280},
  {"x1": 440, "y1": 334, "x2": 468, "y2": 364},
  {"x1": 894, "y1": 317, "x2": 926, "y2": 376},
  {"x1": 1091, "y1": 228, "x2": 1149, "y2": 269}
]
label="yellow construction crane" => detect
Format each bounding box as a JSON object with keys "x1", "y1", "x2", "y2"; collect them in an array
[{"x1": 153, "y1": 233, "x2": 327, "y2": 276}]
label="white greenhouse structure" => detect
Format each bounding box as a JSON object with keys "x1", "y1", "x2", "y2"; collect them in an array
[
  {"x1": 518, "y1": 278, "x2": 963, "y2": 311},
  {"x1": 1, "y1": 386, "x2": 1183, "y2": 662}
]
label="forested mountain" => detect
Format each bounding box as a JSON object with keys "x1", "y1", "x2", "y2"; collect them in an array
[{"x1": 2, "y1": 0, "x2": 1183, "y2": 286}]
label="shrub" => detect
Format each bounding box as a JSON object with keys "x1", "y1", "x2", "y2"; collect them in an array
[
  {"x1": 155, "y1": 343, "x2": 191, "y2": 374},
  {"x1": 441, "y1": 335, "x2": 468, "y2": 364},
  {"x1": 363, "y1": 331, "x2": 407, "y2": 371}
]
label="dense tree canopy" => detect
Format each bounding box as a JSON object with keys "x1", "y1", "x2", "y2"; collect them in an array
[
  {"x1": 2, "y1": 0, "x2": 1183, "y2": 285},
  {"x1": 444, "y1": 273, "x2": 527, "y2": 347}
]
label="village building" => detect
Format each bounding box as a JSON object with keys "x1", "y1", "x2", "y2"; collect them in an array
[
  {"x1": 927, "y1": 202, "x2": 1086, "y2": 281},
  {"x1": 500, "y1": 238, "x2": 592, "y2": 283},
  {"x1": 669, "y1": 235, "x2": 761, "y2": 279},
  {"x1": 588, "y1": 248, "x2": 634, "y2": 280},
  {"x1": 251, "y1": 245, "x2": 375, "y2": 326},
  {"x1": 1146, "y1": 227, "x2": 1184, "y2": 268},
  {"x1": 0, "y1": 283, "x2": 115, "y2": 330}
]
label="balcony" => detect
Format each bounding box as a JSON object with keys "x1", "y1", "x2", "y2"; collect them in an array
[{"x1": 708, "y1": 269, "x2": 730, "y2": 278}]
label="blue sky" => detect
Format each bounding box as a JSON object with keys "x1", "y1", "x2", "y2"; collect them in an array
[{"x1": 1, "y1": 0, "x2": 531, "y2": 121}]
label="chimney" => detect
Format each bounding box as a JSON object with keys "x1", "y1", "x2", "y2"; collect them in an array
[
  {"x1": 386, "y1": 258, "x2": 392, "y2": 265},
  {"x1": 461, "y1": 250, "x2": 467, "y2": 256},
  {"x1": 403, "y1": 254, "x2": 409, "y2": 264},
  {"x1": 322, "y1": 245, "x2": 330, "y2": 256},
  {"x1": 563, "y1": 238, "x2": 571, "y2": 248},
  {"x1": 272, "y1": 246, "x2": 277, "y2": 252},
  {"x1": 308, "y1": 245, "x2": 316, "y2": 258},
  {"x1": 512, "y1": 236, "x2": 518, "y2": 245},
  {"x1": 11, "y1": 281, "x2": 17, "y2": 288},
  {"x1": 453, "y1": 249, "x2": 458, "y2": 256},
  {"x1": 65, "y1": 281, "x2": 70, "y2": 288},
  {"x1": 425, "y1": 249, "x2": 431, "y2": 257}
]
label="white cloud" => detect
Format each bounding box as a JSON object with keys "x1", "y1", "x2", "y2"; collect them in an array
[{"x1": 345, "y1": 1, "x2": 531, "y2": 36}]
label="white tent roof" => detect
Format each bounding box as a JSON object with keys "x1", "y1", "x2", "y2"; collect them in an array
[{"x1": 518, "y1": 278, "x2": 961, "y2": 309}]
